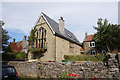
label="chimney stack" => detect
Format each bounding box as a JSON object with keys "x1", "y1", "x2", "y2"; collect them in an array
[
  {"x1": 24, "y1": 36, "x2": 26, "y2": 41},
  {"x1": 13, "y1": 38, "x2": 15, "y2": 42},
  {"x1": 85, "y1": 32, "x2": 87, "y2": 37},
  {"x1": 59, "y1": 16, "x2": 64, "y2": 35}
]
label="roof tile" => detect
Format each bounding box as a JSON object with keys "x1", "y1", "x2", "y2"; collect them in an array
[
  {"x1": 84, "y1": 35, "x2": 94, "y2": 42},
  {"x1": 42, "y1": 12, "x2": 80, "y2": 45}
]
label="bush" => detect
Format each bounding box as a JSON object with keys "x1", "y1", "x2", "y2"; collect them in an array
[
  {"x1": 64, "y1": 54, "x2": 105, "y2": 61},
  {"x1": 2, "y1": 52, "x2": 16, "y2": 61},
  {"x1": 30, "y1": 48, "x2": 45, "y2": 54},
  {"x1": 64, "y1": 55, "x2": 69, "y2": 60},
  {"x1": 2, "y1": 53, "x2": 11, "y2": 61},
  {"x1": 29, "y1": 48, "x2": 46, "y2": 59},
  {"x1": 95, "y1": 53, "x2": 104, "y2": 61},
  {"x1": 103, "y1": 53, "x2": 111, "y2": 62},
  {"x1": 16, "y1": 52, "x2": 26, "y2": 59},
  {"x1": 2, "y1": 52, "x2": 27, "y2": 61}
]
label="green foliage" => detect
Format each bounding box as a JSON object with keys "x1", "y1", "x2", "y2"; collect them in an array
[
  {"x1": 103, "y1": 53, "x2": 111, "y2": 63},
  {"x1": 19, "y1": 76, "x2": 39, "y2": 80},
  {"x1": 30, "y1": 48, "x2": 45, "y2": 54},
  {"x1": 2, "y1": 52, "x2": 14, "y2": 61},
  {"x1": 15, "y1": 52, "x2": 27, "y2": 59},
  {"x1": 28, "y1": 28, "x2": 37, "y2": 46},
  {"x1": 93, "y1": 18, "x2": 120, "y2": 53},
  {"x1": 29, "y1": 48, "x2": 46, "y2": 59},
  {"x1": 95, "y1": 53, "x2": 104, "y2": 61},
  {"x1": 64, "y1": 54, "x2": 105, "y2": 61},
  {"x1": 60, "y1": 72, "x2": 70, "y2": 79},
  {"x1": 37, "y1": 65, "x2": 41, "y2": 69},
  {"x1": 2, "y1": 28, "x2": 11, "y2": 51},
  {"x1": 2, "y1": 52, "x2": 27, "y2": 61}
]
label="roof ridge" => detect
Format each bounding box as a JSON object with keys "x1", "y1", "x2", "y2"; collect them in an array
[
  {"x1": 42, "y1": 12, "x2": 58, "y2": 24},
  {"x1": 41, "y1": 12, "x2": 81, "y2": 45}
]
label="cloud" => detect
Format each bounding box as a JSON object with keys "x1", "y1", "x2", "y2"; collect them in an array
[
  {"x1": 1, "y1": 0, "x2": 119, "y2": 2},
  {"x1": 2, "y1": 2, "x2": 118, "y2": 42}
]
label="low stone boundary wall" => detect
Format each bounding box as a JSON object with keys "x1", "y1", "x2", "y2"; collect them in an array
[
  {"x1": 7, "y1": 61, "x2": 120, "y2": 79},
  {"x1": 3, "y1": 54, "x2": 119, "y2": 79},
  {"x1": 118, "y1": 53, "x2": 120, "y2": 69}
]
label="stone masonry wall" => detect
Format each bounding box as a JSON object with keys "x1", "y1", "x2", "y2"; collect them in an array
[{"x1": 7, "y1": 54, "x2": 120, "y2": 79}]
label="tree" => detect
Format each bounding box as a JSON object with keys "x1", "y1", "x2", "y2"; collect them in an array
[
  {"x1": 93, "y1": 18, "x2": 120, "y2": 53},
  {"x1": 8, "y1": 42, "x2": 22, "y2": 52},
  {"x1": 28, "y1": 28, "x2": 37, "y2": 47},
  {"x1": 2, "y1": 27, "x2": 11, "y2": 51}
]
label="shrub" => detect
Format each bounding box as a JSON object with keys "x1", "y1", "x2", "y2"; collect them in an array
[
  {"x1": 2, "y1": 52, "x2": 27, "y2": 61},
  {"x1": 29, "y1": 48, "x2": 46, "y2": 59},
  {"x1": 64, "y1": 55, "x2": 69, "y2": 60},
  {"x1": 95, "y1": 53, "x2": 104, "y2": 61},
  {"x1": 103, "y1": 53, "x2": 111, "y2": 62},
  {"x1": 2, "y1": 53, "x2": 11, "y2": 61},
  {"x1": 64, "y1": 54, "x2": 105, "y2": 61},
  {"x1": 2, "y1": 52, "x2": 16, "y2": 61},
  {"x1": 30, "y1": 48, "x2": 45, "y2": 54}
]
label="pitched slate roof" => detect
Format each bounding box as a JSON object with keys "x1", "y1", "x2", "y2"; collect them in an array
[
  {"x1": 84, "y1": 35, "x2": 94, "y2": 42},
  {"x1": 41, "y1": 12, "x2": 80, "y2": 45}
]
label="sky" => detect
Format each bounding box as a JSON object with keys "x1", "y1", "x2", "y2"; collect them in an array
[{"x1": 1, "y1": 0, "x2": 119, "y2": 43}]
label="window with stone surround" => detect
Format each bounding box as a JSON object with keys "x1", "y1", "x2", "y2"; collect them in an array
[{"x1": 36, "y1": 27, "x2": 46, "y2": 49}]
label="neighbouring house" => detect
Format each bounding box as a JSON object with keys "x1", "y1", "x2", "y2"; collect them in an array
[
  {"x1": 83, "y1": 32, "x2": 96, "y2": 55},
  {"x1": 9, "y1": 36, "x2": 28, "y2": 53},
  {"x1": 32, "y1": 12, "x2": 81, "y2": 62}
]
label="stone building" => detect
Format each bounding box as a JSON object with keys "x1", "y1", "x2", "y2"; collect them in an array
[
  {"x1": 83, "y1": 32, "x2": 96, "y2": 55},
  {"x1": 33, "y1": 12, "x2": 81, "y2": 62},
  {"x1": 9, "y1": 36, "x2": 28, "y2": 53}
]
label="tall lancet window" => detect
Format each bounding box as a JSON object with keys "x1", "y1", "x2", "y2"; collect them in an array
[
  {"x1": 38, "y1": 28, "x2": 41, "y2": 48},
  {"x1": 36, "y1": 31, "x2": 38, "y2": 48},
  {"x1": 39, "y1": 27, "x2": 46, "y2": 48}
]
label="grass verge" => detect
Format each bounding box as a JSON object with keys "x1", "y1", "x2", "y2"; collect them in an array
[{"x1": 64, "y1": 53, "x2": 105, "y2": 61}]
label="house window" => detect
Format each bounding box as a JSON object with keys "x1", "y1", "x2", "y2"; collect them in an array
[
  {"x1": 90, "y1": 50, "x2": 96, "y2": 55},
  {"x1": 38, "y1": 27, "x2": 46, "y2": 49},
  {"x1": 90, "y1": 42, "x2": 95, "y2": 47}
]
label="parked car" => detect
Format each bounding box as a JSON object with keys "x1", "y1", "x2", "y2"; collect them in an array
[{"x1": 2, "y1": 65, "x2": 19, "y2": 80}]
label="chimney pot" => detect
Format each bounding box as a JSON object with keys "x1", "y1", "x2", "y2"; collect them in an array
[
  {"x1": 24, "y1": 36, "x2": 26, "y2": 40},
  {"x1": 85, "y1": 32, "x2": 87, "y2": 37},
  {"x1": 13, "y1": 38, "x2": 15, "y2": 42},
  {"x1": 60, "y1": 17, "x2": 63, "y2": 20}
]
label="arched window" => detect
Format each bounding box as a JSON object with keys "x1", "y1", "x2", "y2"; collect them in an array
[{"x1": 37, "y1": 27, "x2": 46, "y2": 49}]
